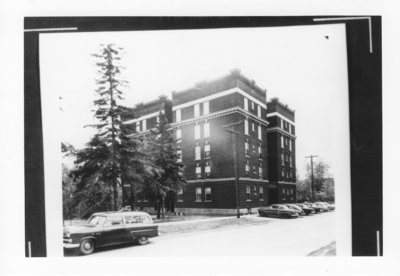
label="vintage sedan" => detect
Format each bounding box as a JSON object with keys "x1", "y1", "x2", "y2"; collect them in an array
[
  {"x1": 285, "y1": 204, "x2": 305, "y2": 216},
  {"x1": 304, "y1": 202, "x2": 323, "y2": 213},
  {"x1": 258, "y1": 204, "x2": 299, "y2": 218},
  {"x1": 316, "y1": 202, "x2": 335, "y2": 211},
  {"x1": 314, "y1": 202, "x2": 330, "y2": 212},
  {"x1": 63, "y1": 211, "x2": 158, "y2": 255},
  {"x1": 295, "y1": 203, "x2": 313, "y2": 215}
]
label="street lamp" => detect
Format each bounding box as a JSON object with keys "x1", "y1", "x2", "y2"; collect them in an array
[{"x1": 223, "y1": 120, "x2": 243, "y2": 218}]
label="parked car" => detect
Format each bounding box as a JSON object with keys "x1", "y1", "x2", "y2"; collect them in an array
[
  {"x1": 303, "y1": 202, "x2": 323, "y2": 213},
  {"x1": 317, "y1": 202, "x2": 335, "y2": 211},
  {"x1": 295, "y1": 203, "x2": 313, "y2": 215},
  {"x1": 258, "y1": 204, "x2": 299, "y2": 218},
  {"x1": 314, "y1": 202, "x2": 330, "y2": 212},
  {"x1": 63, "y1": 211, "x2": 158, "y2": 255},
  {"x1": 285, "y1": 204, "x2": 305, "y2": 216}
]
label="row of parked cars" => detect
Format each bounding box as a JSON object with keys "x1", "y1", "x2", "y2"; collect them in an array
[{"x1": 258, "y1": 202, "x2": 335, "y2": 218}]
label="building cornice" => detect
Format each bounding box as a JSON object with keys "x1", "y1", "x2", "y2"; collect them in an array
[
  {"x1": 172, "y1": 106, "x2": 270, "y2": 128},
  {"x1": 266, "y1": 127, "x2": 297, "y2": 139},
  {"x1": 186, "y1": 177, "x2": 269, "y2": 183},
  {"x1": 277, "y1": 181, "x2": 297, "y2": 185},
  {"x1": 173, "y1": 87, "x2": 267, "y2": 111},
  {"x1": 123, "y1": 111, "x2": 160, "y2": 125},
  {"x1": 266, "y1": 112, "x2": 295, "y2": 125}
]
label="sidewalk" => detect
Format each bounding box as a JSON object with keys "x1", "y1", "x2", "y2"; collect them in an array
[{"x1": 157, "y1": 214, "x2": 270, "y2": 235}]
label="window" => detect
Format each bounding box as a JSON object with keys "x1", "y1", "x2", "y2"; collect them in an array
[
  {"x1": 259, "y1": 186, "x2": 264, "y2": 200},
  {"x1": 258, "y1": 146, "x2": 262, "y2": 158},
  {"x1": 252, "y1": 122, "x2": 255, "y2": 132},
  {"x1": 177, "y1": 188, "x2": 183, "y2": 201},
  {"x1": 136, "y1": 121, "x2": 141, "y2": 133},
  {"x1": 177, "y1": 150, "x2": 182, "y2": 162},
  {"x1": 251, "y1": 101, "x2": 255, "y2": 110},
  {"x1": 287, "y1": 122, "x2": 291, "y2": 132},
  {"x1": 196, "y1": 165, "x2": 202, "y2": 179},
  {"x1": 124, "y1": 215, "x2": 139, "y2": 224},
  {"x1": 246, "y1": 186, "x2": 251, "y2": 200},
  {"x1": 204, "y1": 122, "x2": 210, "y2": 138},
  {"x1": 176, "y1": 109, "x2": 181, "y2": 122},
  {"x1": 194, "y1": 104, "x2": 200, "y2": 117},
  {"x1": 157, "y1": 116, "x2": 160, "y2": 124},
  {"x1": 281, "y1": 153, "x2": 284, "y2": 165},
  {"x1": 176, "y1": 128, "x2": 182, "y2": 140},
  {"x1": 104, "y1": 217, "x2": 123, "y2": 226},
  {"x1": 257, "y1": 105, "x2": 261, "y2": 117},
  {"x1": 204, "y1": 143, "x2": 210, "y2": 158},
  {"x1": 253, "y1": 165, "x2": 257, "y2": 176},
  {"x1": 245, "y1": 141, "x2": 249, "y2": 155},
  {"x1": 282, "y1": 188, "x2": 286, "y2": 195},
  {"x1": 244, "y1": 97, "x2": 248, "y2": 111},
  {"x1": 245, "y1": 160, "x2": 250, "y2": 177},
  {"x1": 252, "y1": 144, "x2": 256, "y2": 153},
  {"x1": 259, "y1": 166, "x2": 263, "y2": 179},
  {"x1": 244, "y1": 119, "x2": 249, "y2": 135},
  {"x1": 258, "y1": 125, "x2": 262, "y2": 140},
  {"x1": 138, "y1": 215, "x2": 152, "y2": 224},
  {"x1": 289, "y1": 140, "x2": 292, "y2": 151},
  {"x1": 289, "y1": 156, "x2": 292, "y2": 167},
  {"x1": 195, "y1": 187, "x2": 202, "y2": 201},
  {"x1": 195, "y1": 124, "x2": 201, "y2": 139},
  {"x1": 195, "y1": 144, "x2": 201, "y2": 160},
  {"x1": 205, "y1": 187, "x2": 211, "y2": 201},
  {"x1": 142, "y1": 120, "x2": 147, "y2": 131},
  {"x1": 281, "y1": 119, "x2": 284, "y2": 129},
  {"x1": 281, "y1": 136, "x2": 284, "y2": 148},
  {"x1": 285, "y1": 138, "x2": 288, "y2": 145},
  {"x1": 203, "y1": 101, "x2": 209, "y2": 115},
  {"x1": 205, "y1": 162, "x2": 211, "y2": 178},
  {"x1": 282, "y1": 168, "x2": 285, "y2": 177}
]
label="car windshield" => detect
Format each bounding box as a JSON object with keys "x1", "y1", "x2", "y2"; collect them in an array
[{"x1": 86, "y1": 215, "x2": 107, "y2": 226}]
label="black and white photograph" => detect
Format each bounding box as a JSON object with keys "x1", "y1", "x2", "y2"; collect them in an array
[
  {"x1": 2, "y1": 0, "x2": 399, "y2": 275},
  {"x1": 36, "y1": 22, "x2": 353, "y2": 258}
]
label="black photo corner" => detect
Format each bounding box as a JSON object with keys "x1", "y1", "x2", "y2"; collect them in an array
[{"x1": 24, "y1": 16, "x2": 382, "y2": 257}]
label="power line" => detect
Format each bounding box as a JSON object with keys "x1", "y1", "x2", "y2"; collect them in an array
[{"x1": 305, "y1": 155, "x2": 318, "y2": 202}]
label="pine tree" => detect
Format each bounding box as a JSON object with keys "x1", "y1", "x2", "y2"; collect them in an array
[
  {"x1": 146, "y1": 111, "x2": 186, "y2": 219},
  {"x1": 71, "y1": 44, "x2": 144, "y2": 212}
]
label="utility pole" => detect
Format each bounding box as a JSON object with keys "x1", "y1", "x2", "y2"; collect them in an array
[
  {"x1": 305, "y1": 155, "x2": 318, "y2": 202},
  {"x1": 223, "y1": 120, "x2": 243, "y2": 218}
]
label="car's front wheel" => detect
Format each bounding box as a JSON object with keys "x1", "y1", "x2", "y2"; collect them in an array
[
  {"x1": 79, "y1": 238, "x2": 95, "y2": 255},
  {"x1": 137, "y1": 236, "x2": 149, "y2": 245}
]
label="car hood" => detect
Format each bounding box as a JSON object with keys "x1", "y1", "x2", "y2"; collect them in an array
[{"x1": 64, "y1": 225, "x2": 101, "y2": 235}]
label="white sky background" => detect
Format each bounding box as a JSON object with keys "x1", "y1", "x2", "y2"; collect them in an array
[{"x1": 40, "y1": 24, "x2": 348, "y2": 179}]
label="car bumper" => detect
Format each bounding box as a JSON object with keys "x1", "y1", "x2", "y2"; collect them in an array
[{"x1": 63, "y1": 239, "x2": 80, "y2": 248}]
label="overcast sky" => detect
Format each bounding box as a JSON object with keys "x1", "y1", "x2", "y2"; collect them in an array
[{"x1": 40, "y1": 24, "x2": 349, "y2": 179}]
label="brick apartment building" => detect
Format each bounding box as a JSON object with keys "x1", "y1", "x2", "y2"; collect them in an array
[
  {"x1": 266, "y1": 99, "x2": 297, "y2": 203},
  {"x1": 123, "y1": 69, "x2": 297, "y2": 214}
]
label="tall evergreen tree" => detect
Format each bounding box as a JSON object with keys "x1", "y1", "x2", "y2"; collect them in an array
[
  {"x1": 71, "y1": 44, "x2": 144, "y2": 212},
  {"x1": 146, "y1": 111, "x2": 186, "y2": 219}
]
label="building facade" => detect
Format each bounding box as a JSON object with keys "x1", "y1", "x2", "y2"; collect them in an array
[
  {"x1": 266, "y1": 99, "x2": 297, "y2": 203},
  {"x1": 171, "y1": 69, "x2": 270, "y2": 215},
  {"x1": 123, "y1": 70, "x2": 297, "y2": 214}
]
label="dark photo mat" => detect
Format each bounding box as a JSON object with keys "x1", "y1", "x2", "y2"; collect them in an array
[{"x1": 24, "y1": 16, "x2": 382, "y2": 257}]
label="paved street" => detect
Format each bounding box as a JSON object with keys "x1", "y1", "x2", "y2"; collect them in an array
[{"x1": 83, "y1": 211, "x2": 335, "y2": 257}]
